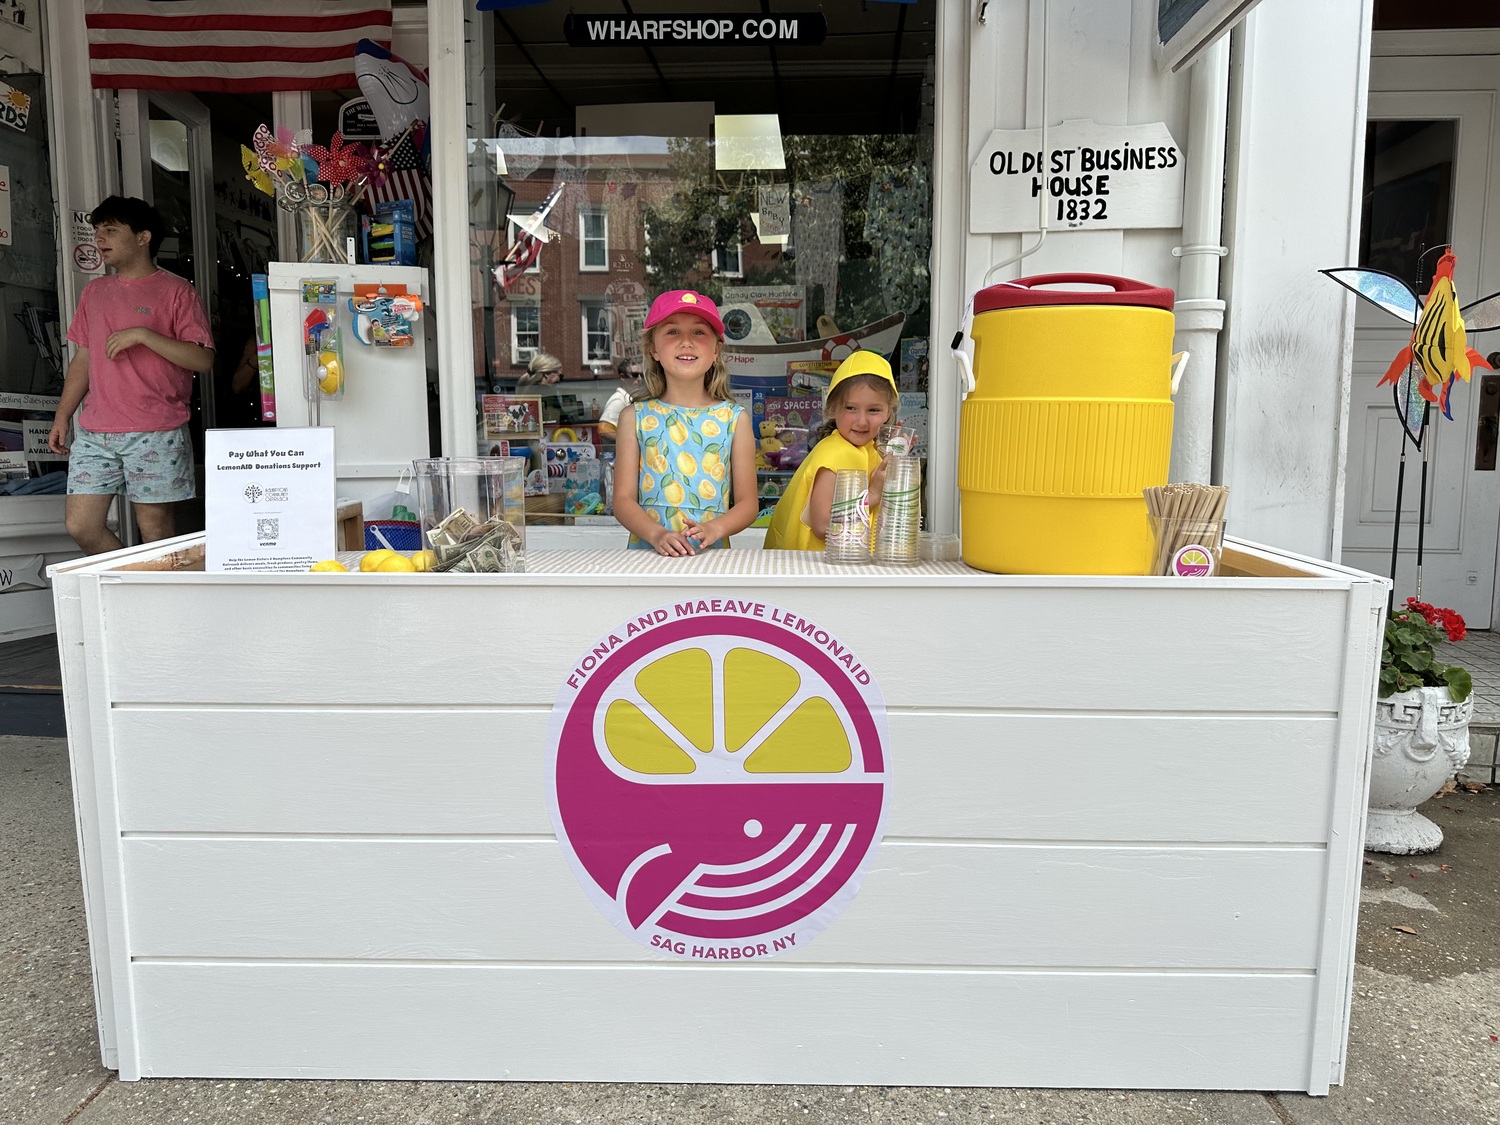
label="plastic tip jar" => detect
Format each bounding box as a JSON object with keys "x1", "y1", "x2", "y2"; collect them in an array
[{"x1": 412, "y1": 456, "x2": 527, "y2": 572}]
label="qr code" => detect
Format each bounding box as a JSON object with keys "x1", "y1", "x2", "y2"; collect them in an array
[{"x1": 256, "y1": 518, "x2": 279, "y2": 543}]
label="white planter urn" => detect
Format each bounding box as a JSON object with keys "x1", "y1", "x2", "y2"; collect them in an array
[{"x1": 1367, "y1": 686, "x2": 1472, "y2": 854}]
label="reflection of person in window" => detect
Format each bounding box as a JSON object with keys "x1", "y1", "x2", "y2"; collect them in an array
[
  {"x1": 517, "y1": 351, "x2": 562, "y2": 386},
  {"x1": 599, "y1": 357, "x2": 644, "y2": 441}
]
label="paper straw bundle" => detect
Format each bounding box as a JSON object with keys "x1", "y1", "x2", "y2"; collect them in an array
[{"x1": 1144, "y1": 483, "x2": 1229, "y2": 576}]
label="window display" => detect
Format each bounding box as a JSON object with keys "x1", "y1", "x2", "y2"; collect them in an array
[{"x1": 464, "y1": 2, "x2": 936, "y2": 524}]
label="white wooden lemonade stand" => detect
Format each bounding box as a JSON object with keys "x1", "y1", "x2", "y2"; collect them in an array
[{"x1": 52, "y1": 534, "x2": 1385, "y2": 1093}]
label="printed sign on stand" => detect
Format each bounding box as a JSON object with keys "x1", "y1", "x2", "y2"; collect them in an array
[
  {"x1": 547, "y1": 599, "x2": 889, "y2": 960},
  {"x1": 205, "y1": 427, "x2": 336, "y2": 572},
  {"x1": 969, "y1": 118, "x2": 1185, "y2": 233},
  {"x1": 0, "y1": 165, "x2": 9, "y2": 245}
]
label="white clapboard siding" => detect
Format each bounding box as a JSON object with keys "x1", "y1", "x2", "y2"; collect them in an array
[
  {"x1": 49, "y1": 537, "x2": 1385, "y2": 1091},
  {"x1": 130, "y1": 963, "x2": 1318, "y2": 1088},
  {"x1": 96, "y1": 578, "x2": 1352, "y2": 712},
  {"x1": 121, "y1": 838, "x2": 1325, "y2": 968},
  {"x1": 112, "y1": 709, "x2": 1338, "y2": 841}
]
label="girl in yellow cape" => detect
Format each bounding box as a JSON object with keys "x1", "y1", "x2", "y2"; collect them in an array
[{"x1": 763, "y1": 351, "x2": 899, "y2": 551}]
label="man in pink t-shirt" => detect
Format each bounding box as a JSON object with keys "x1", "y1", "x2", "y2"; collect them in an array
[{"x1": 48, "y1": 197, "x2": 215, "y2": 553}]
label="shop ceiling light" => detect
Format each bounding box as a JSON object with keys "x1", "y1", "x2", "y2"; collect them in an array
[{"x1": 714, "y1": 115, "x2": 786, "y2": 171}]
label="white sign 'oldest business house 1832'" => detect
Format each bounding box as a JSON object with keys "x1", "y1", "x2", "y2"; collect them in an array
[{"x1": 970, "y1": 119, "x2": 1185, "y2": 234}]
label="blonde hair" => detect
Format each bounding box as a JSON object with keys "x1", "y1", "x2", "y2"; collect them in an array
[
  {"x1": 640, "y1": 324, "x2": 731, "y2": 403},
  {"x1": 813, "y1": 373, "x2": 899, "y2": 443},
  {"x1": 517, "y1": 351, "x2": 562, "y2": 385}
]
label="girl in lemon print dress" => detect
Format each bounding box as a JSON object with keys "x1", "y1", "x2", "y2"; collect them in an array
[{"x1": 613, "y1": 290, "x2": 759, "y2": 555}]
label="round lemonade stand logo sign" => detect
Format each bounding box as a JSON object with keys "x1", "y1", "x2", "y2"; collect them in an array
[{"x1": 547, "y1": 599, "x2": 889, "y2": 960}]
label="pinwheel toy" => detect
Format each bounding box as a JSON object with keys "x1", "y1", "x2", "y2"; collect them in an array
[{"x1": 1322, "y1": 248, "x2": 1500, "y2": 603}]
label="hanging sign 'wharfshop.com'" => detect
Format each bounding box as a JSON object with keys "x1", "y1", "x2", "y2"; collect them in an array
[
  {"x1": 547, "y1": 600, "x2": 889, "y2": 960},
  {"x1": 564, "y1": 13, "x2": 826, "y2": 48},
  {"x1": 970, "y1": 118, "x2": 1186, "y2": 234}
]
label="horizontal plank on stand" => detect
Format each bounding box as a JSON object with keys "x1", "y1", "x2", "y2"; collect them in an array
[
  {"x1": 97, "y1": 581, "x2": 1357, "y2": 711},
  {"x1": 120, "y1": 837, "x2": 1326, "y2": 968},
  {"x1": 111, "y1": 709, "x2": 1340, "y2": 841},
  {"x1": 129, "y1": 962, "x2": 1319, "y2": 1089}
]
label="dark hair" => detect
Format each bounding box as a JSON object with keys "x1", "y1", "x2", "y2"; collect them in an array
[
  {"x1": 616, "y1": 357, "x2": 643, "y2": 379},
  {"x1": 88, "y1": 196, "x2": 168, "y2": 261},
  {"x1": 813, "y1": 373, "x2": 899, "y2": 443}
]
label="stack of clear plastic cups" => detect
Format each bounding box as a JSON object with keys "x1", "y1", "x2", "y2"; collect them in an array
[
  {"x1": 413, "y1": 456, "x2": 528, "y2": 572},
  {"x1": 824, "y1": 468, "x2": 873, "y2": 564},
  {"x1": 873, "y1": 455, "x2": 922, "y2": 565}
]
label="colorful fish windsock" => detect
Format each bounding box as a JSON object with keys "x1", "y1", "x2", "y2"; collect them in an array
[{"x1": 1323, "y1": 248, "x2": 1500, "y2": 429}]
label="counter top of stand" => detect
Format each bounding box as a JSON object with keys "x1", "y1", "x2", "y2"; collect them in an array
[{"x1": 58, "y1": 535, "x2": 1376, "y2": 590}]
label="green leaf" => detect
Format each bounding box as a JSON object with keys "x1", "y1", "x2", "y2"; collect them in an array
[{"x1": 1443, "y1": 666, "x2": 1473, "y2": 703}]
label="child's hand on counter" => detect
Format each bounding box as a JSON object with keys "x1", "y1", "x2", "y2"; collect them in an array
[
  {"x1": 683, "y1": 517, "x2": 725, "y2": 550},
  {"x1": 649, "y1": 527, "x2": 700, "y2": 557}
]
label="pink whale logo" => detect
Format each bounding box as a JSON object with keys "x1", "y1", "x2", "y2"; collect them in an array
[{"x1": 548, "y1": 608, "x2": 888, "y2": 958}]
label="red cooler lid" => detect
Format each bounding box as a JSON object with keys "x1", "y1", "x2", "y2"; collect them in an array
[{"x1": 975, "y1": 273, "x2": 1175, "y2": 313}]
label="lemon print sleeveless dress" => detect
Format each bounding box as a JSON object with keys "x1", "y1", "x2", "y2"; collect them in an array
[{"x1": 629, "y1": 399, "x2": 743, "y2": 549}]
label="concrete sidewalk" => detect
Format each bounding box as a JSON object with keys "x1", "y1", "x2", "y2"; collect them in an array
[{"x1": 3, "y1": 732, "x2": 1495, "y2": 1125}]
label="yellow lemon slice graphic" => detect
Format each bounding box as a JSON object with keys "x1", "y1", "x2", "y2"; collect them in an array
[{"x1": 601, "y1": 642, "x2": 853, "y2": 777}]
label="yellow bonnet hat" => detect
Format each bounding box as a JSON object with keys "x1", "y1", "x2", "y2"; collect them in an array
[{"x1": 826, "y1": 350, "x2": 899, "y2": 406}]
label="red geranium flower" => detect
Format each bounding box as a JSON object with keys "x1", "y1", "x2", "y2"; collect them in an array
[{"x1": 1405, "y1": 597, "x2": 1467, "y2": 643}]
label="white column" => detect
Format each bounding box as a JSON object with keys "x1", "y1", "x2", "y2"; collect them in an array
[
  {"x1": 1215, "y1": 1, "x2": 1374, "y2": 558},
  {"x1": 429, "y1": 0, "x2": 478, "y2": 458},
  {"x1": 1170, "y1": 37, "x2": 1230, "y2": 483}
]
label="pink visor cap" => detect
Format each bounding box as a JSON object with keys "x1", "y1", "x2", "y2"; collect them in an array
[{"x1": 643, "y1": 290, "x2": 724, "y2": 336}]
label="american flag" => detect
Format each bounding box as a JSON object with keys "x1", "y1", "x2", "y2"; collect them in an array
[
  {"x1": 362, "y1": 120, "x2": 432, "y2": 239},
  {"x1": 85, "y1": 0, "x2": 391, "y2": 92}
]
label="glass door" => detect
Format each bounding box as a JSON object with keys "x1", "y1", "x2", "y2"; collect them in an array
[{"x1": 115, "y1": 89, "x2": 218, "y2": 424}]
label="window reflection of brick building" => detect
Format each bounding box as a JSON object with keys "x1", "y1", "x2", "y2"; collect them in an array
[{"x1": 490, "y1": 164, "x2": 673, "y2": 383}]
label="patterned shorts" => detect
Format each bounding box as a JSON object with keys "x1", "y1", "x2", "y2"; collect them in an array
[{"x1": 67, "y1": 423, "x2": 196, "y2": 503}]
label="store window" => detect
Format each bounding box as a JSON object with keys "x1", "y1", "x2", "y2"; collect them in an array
[
  {"x1": 1359, "y1": 120, "x2": 1457, "y2": 290},
  {"x1": 579, "y1": 206, "x2": 608, "y2": 271},
  {"x1": 511, "y1": 301, "x2": 541, "y2": 364},
  {"x1": 0, "y1": 35, "x2": 64, "y2": 492},
  {"x1": 465, "y1": 2, "x2": 937, "y2": 518}
]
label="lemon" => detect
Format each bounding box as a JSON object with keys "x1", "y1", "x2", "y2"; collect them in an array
[
  {"x1": 709, "y1": 463, "x2": 726, "y2": 482},
  {"x1": 697, "y1": 478, "x2": 717, "y2": 501},
  {"x1": 374, "y1": 553, "x2": 418, "y2": 572},
  {"x1": 641, "y1": 473, "x2": 655, "y2": 492},
  {"x1": 676, "y1": 451, "x2": 697, "y2": 476},
  {"x1": 410, "y1": 550, "x2": 437, "y2": 572},
  {"x1": 668, "y1": 420, "x2": 689, "y2": 444},
  {"x1": 602, "y1": 645, "x2": 853, "y2": 775},
  {"x1": 640, "y1": 414, "x2": 659, "y2": 432},
  {"x1": 700, "y1": 418, "x2": 721, "y2": 437},
  {"x1": 714, "y1": 406, "x2": 732, "y2": 422},
  {"x1": 663, "y1": 480, "x2": 686, "y2": 507},
  {"x1": 308, "y1": 559, "x2": 349, "y2": 572},
  {"x1": 359, "y1": 549, "x2": 396, "y2": 572}
]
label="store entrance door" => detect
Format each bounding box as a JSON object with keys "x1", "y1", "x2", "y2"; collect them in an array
[
  {"x1": 1341, "y1": 50, "x2": 1500, "y2": 626},
  {"x1": 115, "y1": 89, "x2": 219, "y2": 426}
]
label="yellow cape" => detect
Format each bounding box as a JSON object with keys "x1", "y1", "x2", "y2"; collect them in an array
[{"x1": 763, "y1": 432, "x2": 884, "y2": 551}]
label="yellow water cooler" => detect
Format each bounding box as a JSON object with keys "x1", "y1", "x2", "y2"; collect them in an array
[{"x1": 959, "y1": 273, "x2": 1177, "y2": 575}]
